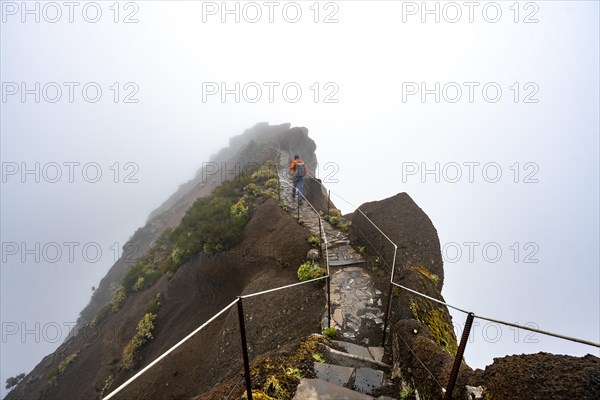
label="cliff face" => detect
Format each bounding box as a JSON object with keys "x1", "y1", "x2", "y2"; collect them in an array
[
  {"x1": 352, "y1": 193, "x2": 600, "y2": 400},
  {"x1": 6, "y1": 123, "x2": 321, "y2": 400},
  {"x1": 7, "y1": 124, "x2": 598, "y2": 400},
  {"x1": 76, "y1": 122, "x2": 301, "y2": 330}
]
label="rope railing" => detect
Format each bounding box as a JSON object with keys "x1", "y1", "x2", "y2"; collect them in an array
[
  {"x1": 299, "y1": 166, "x2": 600, "y2": 399},
  {"x1": 104, "y1": 156, "x2": 331, "y2": 400},
  {"x1": 105, "y1": 153, "x2": 599, "y2": 400},
  {"x1": 103, "y1": 298, "x2": 240, "y2": 400}
]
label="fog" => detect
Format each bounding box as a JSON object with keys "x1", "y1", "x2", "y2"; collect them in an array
[{"x1": 1, "y1": 1, "x2": 599, "y2": 398}]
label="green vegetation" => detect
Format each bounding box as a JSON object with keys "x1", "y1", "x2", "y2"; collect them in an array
[
  {"x1": 358, "y1": 245, "x2": 366, "y2": 254},
  {"x1": 324, "y1": 208, "x2": 351, "y2": 229},
  {"x1": 323, "y1": 327, "x2": 338, "y2": 339},
  {"x1": 412, "y1": 264, "x2": 440, "y2": 287},
  {"x1": 98, "y1": 375, "x2": 114, "y2": 400},
  {"x1": 58, "y1": 353, "x2": 78, "y2": 374},
  {"x1": 146, "y1": 293, "x2": 161, "y2": 315},
  {"x1": 122, "y1": 312, "x2": 157, "y2": 370},
  {"x1": 46, "y1": 352, "x2": 78, "y2": 385},
  {"x1": 307, "y1": 236, "x2": 320, "y2": 247},
  {"x1": 111, "y1": 287, "x2": 127, "y2": 313},
  {"x1": 5, "y1": 373, "x2": 25, "y2": 390},
  {"x1": 297, "y1": 260, "x2": 326, "y2": 283},
  {"x1": 399, "y1": 381, "x2": 415, "y2": 399},
  {"x1": 409, "y1": 299, "x2": 458, "y2": 355},
  {"x1": 429, "y1": 274, "x2": 440, "y2": 285},
  {"x1": 117, "y1": 159, "x2": 280, "y2": 297},
  {"x1": 250, "y1": 336, "x2": 327, "y2": 400},
  {"x1": 311, "y1": 353, "x2": 325, "y2": 363}
]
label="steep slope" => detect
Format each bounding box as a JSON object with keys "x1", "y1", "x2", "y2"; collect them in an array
[
  {"x1": 6, "y1": 124, "x2": 321, "y2": 400},
  {"x1": 76, "y1": 123, "x2": 314, "y2": 330}
]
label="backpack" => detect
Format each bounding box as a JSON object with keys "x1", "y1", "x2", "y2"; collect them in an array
[{"x1": 295, "y1": 161, "x2": 306, "y2": 177}]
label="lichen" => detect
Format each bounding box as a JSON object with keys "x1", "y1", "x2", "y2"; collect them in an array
[
  {"x1": 249, "y1": 335, "x2": 328, "y2": 400},
  {"x1": 412, "y1": 263, "x2": 437, "y2": 283},
  {"x1": 409, "y1": 299, "x2": 458, "y2": 355}
]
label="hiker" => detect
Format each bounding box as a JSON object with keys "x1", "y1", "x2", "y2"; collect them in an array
[{"x1": 290, "y1": 154, "x2": 308, "y2": 203}]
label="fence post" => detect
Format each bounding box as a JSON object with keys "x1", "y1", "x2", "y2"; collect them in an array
[
  {"x1": 444, "y1": 312, "x2": 475, "y2": 400},
  {"x1": 381, "y1": 281, "x2": 394, "y2": 347},
  {"x1": 237, "y1": 297, "x2": 253, "y2": 400},
  {"x1": 381, "y1": 246, "x2": 398, "y2": 347},
  {"x1": 276, "y1": 163, "x2": 281, "y2": 202},
  {"x1": 327, "y1": 275, "x2": 331, "y2": 329}
]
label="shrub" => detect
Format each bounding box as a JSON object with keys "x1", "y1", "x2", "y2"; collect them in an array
[
  {"x1": 244, "y1": 183, "x2": 260, "y2": 197},
  {"x1": 5, "y1": 373, "x2": 25, "y2": 390},
  {"x1": 122, "y1": 261, "x2": 162, "y2": 294},
  {"x1": 120, "y1": 164, "x2": 271, "y2": 294},
  {"x1": 112, "y1": 287, "x2": 127, "y2": 313},
  {"x1": 297, "y1": 261, "x2": 326, "y2": 283},
  {"x1": 323, "y1": 327, "x2": 338, "y2": 339},
  {"x1": 231, "y1": 198, "x2": 249, "y2": 219},
  {"x1": 58, "y1": 353, "x2": 78, "y2": 375},
  {"x1": 399, "y1": 382, "x2": 415, "y2": 399},
  {"x1": 266, "y1": 178, "x2": 279, "y2": 189},
  {"x1": 327, "y1": 216, "x2": 351, "y2": 229},
  {"x1": 251, "y1": 164, "x2": 278, "y2": 181},
  {"x1": 122, "y1": 312, "x2": 157, "y2": 370},
  {"x1": 98, "y1": 375, "x2": 114, "y2": 399},
  {"x1": 307, "y1": 236, "x2": 320, "y2": 247}
]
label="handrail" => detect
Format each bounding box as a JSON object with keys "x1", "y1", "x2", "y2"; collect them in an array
[
  {"x1": 104, "y1": 153, "x2": 599, "y2": 400},
  {"x1": 103, "y1": 298, "x2": 241, "y2": 400},
  {"x1": 390, "y1": 282, "x2": 600, "y2": 348},
  {"x1": 241, "y1": 275, "x2": 328, "y2": 299},
  {"x1": 104, "y1": 159, "x2": 332, "y2": 400}
]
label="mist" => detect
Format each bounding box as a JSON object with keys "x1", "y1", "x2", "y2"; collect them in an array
[{"x1": 1, "y1": 1, "x2": 599, "y2": 398}]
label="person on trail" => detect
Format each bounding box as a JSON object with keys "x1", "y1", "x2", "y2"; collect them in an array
[{"x1": 290, "y1": 154, "x2": 308, "y2": 204}]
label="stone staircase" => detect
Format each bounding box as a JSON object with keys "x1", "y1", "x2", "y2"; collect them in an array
[
  {"x1": 277, "y1": 162, "x2": 386, "y2": 343},
  {"x1": 276, "y1": 155, "x2": 397, "y2": 399},
  {"x1": 293, "y1": 336, "x2": 395, "y2": 400}
]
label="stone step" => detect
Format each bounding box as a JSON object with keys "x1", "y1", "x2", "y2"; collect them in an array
[
  {"x1": 293, "y1": 378, "x2": 374, "y2": 400},
  {"x1": 313, "y1": 362, "x2": 388, "y2": 395},
  {"x1": 314, "y1": 362, "x2": 354, "y2": 387},
  {"x1": 326, "y1": 239, "x2": 351, "y2": 247},
  {"x1": 353, "y1": 367, "x2": 385, "y2": 395},
  {"x1": 318, "y1": 343, "x2": 390, "y2": 372},
  {"x1": 329, "y1": 259, "x2": 366, "y2": 267},
  {"x1": 328, "y1": 342, "x2": 384, "y2": 363},
  {"x1": 332, "y1": 341, "x2": 373, "y2": 359}
]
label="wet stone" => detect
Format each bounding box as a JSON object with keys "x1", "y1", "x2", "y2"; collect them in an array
[{"x1": 353, "y1": 367, "x2": 385, "y2": 395}]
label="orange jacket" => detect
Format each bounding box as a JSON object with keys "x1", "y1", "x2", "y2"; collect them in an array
[{"x1": 290, "y1": 159, "x2": 308, "y2": 176}]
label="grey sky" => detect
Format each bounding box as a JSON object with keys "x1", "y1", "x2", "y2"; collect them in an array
[{"x1": 1, "y1": 1, "x2": 599, "y2": 398}]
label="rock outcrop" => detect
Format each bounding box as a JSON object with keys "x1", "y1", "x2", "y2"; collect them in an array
[{"x1": 7, "y1": 124, "x2": 599, "y2": 400}]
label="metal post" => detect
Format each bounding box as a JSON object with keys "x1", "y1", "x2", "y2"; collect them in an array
[
  {"x1": 327, "y1": 275, "x2": 331, "y2": 329},
  {"x1": 297, "y1": 191, "x2": 300, "y2": 220},
  {"x1": 237, "y1": 297, "x2": 253, "y2": 400},
  {"x1": 276, "y1": 163, "x2": 281, "y2": 202},
  {"x1": 382, "y1": 246, "x2": 398, "y2": 347},
  {"x1": 318, "y1": 218, "x2": 323, "y2": 240},
  {"x1": 444, "y1": 312, "x2": 475, "y2": 400},
  {"x1": 381, "y1": 281, "x2": 395, "y2": 347}
]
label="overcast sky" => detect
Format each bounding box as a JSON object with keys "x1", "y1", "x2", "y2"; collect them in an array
[{"x1": 1, "y1": 1, "x2": 599, "y2": 398}]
